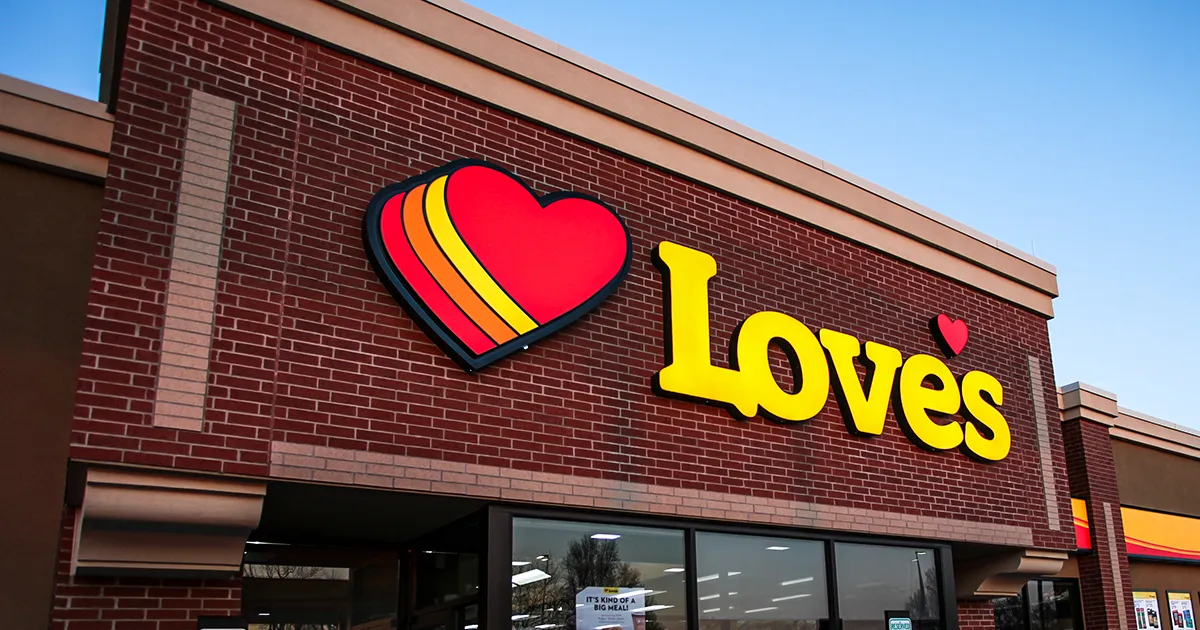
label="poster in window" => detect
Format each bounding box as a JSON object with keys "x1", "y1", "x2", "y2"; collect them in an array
[
  {"x1": 1168, "y1": 592, "x2": 1195, "y2": 630},
  {"x1": 575, "y1": 586, "x2": 647, "y2": 630},
  {"x1": 1135, "y1": 591, "x2": 1164, "y2": 630}
]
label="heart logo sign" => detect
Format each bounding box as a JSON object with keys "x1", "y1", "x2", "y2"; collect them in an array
[
  {"x1": 930, "y1": 313, "x2": 969, "y2": 357},
  {"x1": 363, "y1": 159, "x2": 632, "y2": 372}
]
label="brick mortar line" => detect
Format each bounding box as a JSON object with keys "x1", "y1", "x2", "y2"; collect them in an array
[
  {"x1": 150, "y1": 89, "x2": 237, "y2": 432},
  {"x1": 269, "y1": 441, "x2": 1035, "y2": 547}
]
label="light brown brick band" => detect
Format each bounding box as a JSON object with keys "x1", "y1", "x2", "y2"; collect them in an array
[
  {"x1": 1104, "y1": 502, "x2": 1129, "y2": 630},
  {"x1": 1028, "y1": 355, "x2": 1062, "y2": 531},
  {"x1": 151, "y1": 90, "x2": 236, "y2": 431},
  {"x1": 269, "y1": 441, "x2": 1034, "y2": 547}
]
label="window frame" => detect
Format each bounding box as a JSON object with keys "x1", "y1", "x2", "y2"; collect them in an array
[{"x1": 486, "y1": 505, "x2": 957, "y2": 630}]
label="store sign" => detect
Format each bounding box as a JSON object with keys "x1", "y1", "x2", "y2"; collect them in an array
[
  {"x1": 652, "y1": 241, "x2": 1011, "y2": 462},
  {"x1": 576, "y1": 587, "x2": 647, "y2": 630},
  {"x1": 1135, "y1": 591, "x2": 1164, "y2": 630},
  {"x1": 1168, "y1": 592, "x2": 1195, "y2": 630},
  {"x1": 364, "y1": 160, "x2": 631, "y2": 371}
]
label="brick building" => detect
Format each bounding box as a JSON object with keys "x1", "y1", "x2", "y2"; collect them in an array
[{"x1": 1, "y1": 0, "x2": 1133, "y2": 628}]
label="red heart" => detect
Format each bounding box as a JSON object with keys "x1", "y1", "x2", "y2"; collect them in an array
[
  {"x1": 363, "y1": 160, "x2": 631, "y2": 372},
  {"x1": 933, "y1": 313, "x2": 969, "y2": 356},
  {"x1": 446, "y1": 165, "x2": 629, "y2": 324}
]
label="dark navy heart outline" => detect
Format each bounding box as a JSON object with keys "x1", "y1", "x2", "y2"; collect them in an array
[{"x1": 363, "y1": 158, "x2": 632, "y2": 373}]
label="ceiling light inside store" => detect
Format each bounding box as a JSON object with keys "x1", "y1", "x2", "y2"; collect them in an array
[
  {"x1": 780, "y1": 577, "x2": 813, "y2": 586},
  {"x1": 631, "y1": 605, "x2": 673, "y2": 613},
  {"x1": 771, "y1": 594, "x2": 811, "y2": 602},
  {"x1": 464, "y1": 626, "x2": 478, "y2": 629},
  {"x1": 697, "y1": 574, "x2": 719, "y2": 582},
  {"x1": 621, "y1": 589, "x2": 652, "y2": 598},
  {"x1": 727, "y1": 571, "x2": 741, "y2": 576},
  {"x1": 512, "y1": 615, "x2": 532, "y2": 621},
  {"x1": 591, "y1": 533, "x2": 621, "y2": 540},
  {"x1": 664, "y1": 567, "x2": 685, "y2": 573},
  {"x1": 535, "y1": 625, "x2": 558, "y2": 629},
  {"x1": 512, "y1": 561, "x2": 531, "y2": 567},
  {"x1": 699, "y1": 594, "x2": 720, "y2": 601},
  {"x1": 744, "y1": 607, "x2": 779, "y2": 614},
  {"x1": 703, "y1": 608, "x2": 721, "y2": 614},
  {"x1": 512, "y1": 569, "x2": 552, "y2": 586},
  {"x1": 766, "y1": 546, "x2": 789, "y2": 551}
]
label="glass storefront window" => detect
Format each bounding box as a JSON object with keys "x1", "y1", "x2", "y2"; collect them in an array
[
  {"x1": 695, "y1": 532, "x2": 829, "y2": 630},
  {"x1": 993, "y1": 580, "x2": 1083, "y2": 630},
  {"x1": 835, "y1": 542, "x2": 940, "y2": 630},
  {"x1": 511, "y1": 518, "x2": 689, "y2": 630}
]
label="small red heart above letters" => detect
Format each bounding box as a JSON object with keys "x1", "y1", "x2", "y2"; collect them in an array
[{"x1": 931, "y1": 313, "x2": 969, "y2": 357}]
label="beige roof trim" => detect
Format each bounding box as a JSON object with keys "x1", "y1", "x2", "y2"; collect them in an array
[
  {"x1": 210, "y1": 0, "x2": 1057, "y2": 315},
  {"x1": 1111, "y1": 407, "x2": 1200, "y2": 461},
  {"x1": 0, "y1": 74, "x2": 112, "y2": 180}
]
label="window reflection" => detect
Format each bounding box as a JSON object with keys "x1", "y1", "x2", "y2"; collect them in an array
[
  {"x1": 993, "y1": 580, "x2": 1082, "y2": 630},
  {"x1": 835, "y1": 543, "x2": 939, "y2": 630},
  {"x1": 511, "y1": 518, "x2": 688, "y2": 630},
  {"x1": 695, "y1": 532, "x2": 828, "y2": 630},
  {"x1": 241, "y1": 544, "x2": 398, "y2": 630}
]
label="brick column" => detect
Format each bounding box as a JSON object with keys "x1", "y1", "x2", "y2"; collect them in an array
[{"x1": 1060, "y1": 382, "x2": 1136, "y2": 630}]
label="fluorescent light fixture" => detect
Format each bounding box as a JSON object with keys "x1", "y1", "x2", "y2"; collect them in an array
[
  {"x1": 911, "y1": 559, "x2": 919, "y2": 562},
  {"x1": 917, "y1": 551, "x2": 928, "y2": 556},
  {"x1": 512, "y1": 615, "x2": 532, "y2": 621},
  {"x1": 512, "y1": 561, "x2": 532, "y2": 567},
  {"x1": 621, "y1": 589, "x2": 652, "y2": 598},
  {"x1": 664, "y1": 567, "x2": 686, "y2": 573},
  {"x1": 631, "y1": 605, "x2": 673, "y2": 613},
  {"x1": 744, "y1": 607, "x2": 779, "y2": 614},
  {"x1": 727, "y1": 571, "x2": 741, "y2": 577},
  {"x1": 464, "y1": 626, "x2": 479, "y2": 629},
  {"x1": 703, "y1": 608, "x2": 722, "y2": 614},
  {"x1": 590, "y1": 533, "x2": 621, "y2": 540},
  {"x1": 697, "y1": 574, "x2": 720, "y2": 582},
  {"x1": 727, "y1": 592, "x2": 738, "y2": 596},
  {"x1": 766, "y1": 546, "x2": 789, "y2": 551},
  {"x1": 699, "y1": 594, "x2": 720, "y2": 601},
  {"x1": 771, "y1": 594, "x2": 812, "y2": 602},
  {"x1": 781, "y1": 577, "x2": 814, "y2": 586},
  {"x1": 511, "y1": 569, "x2": 552, "y2": 586},
  {"x1": 535, "y1": 625, "x2": 558, "y2": 629},
  {"x1": 246, "y1": 541, "x2": 288, "y2": 546},
  {"x1": 536, "y1": 555, "x2": 547, "y2": 560}
]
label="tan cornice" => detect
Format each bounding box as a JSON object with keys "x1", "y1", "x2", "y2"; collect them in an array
[
  {"x1": 0, "y1": 74, "x2": 112, "y2": 180},
  {"x1": 1111, "y1": 408, "x2": 1200, "y2": 461},
  {"x1": 209, "y1": 0, "x2": 1059, "y2": 316}
]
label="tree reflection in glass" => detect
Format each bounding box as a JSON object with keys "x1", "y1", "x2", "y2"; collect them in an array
[{"x1": 512, "y1": 519, "x2": 687, "y2": 630}]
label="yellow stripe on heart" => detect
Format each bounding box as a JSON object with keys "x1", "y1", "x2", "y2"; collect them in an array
[{"x1": 425, "y1": 175, "x2": 539, "y2": 334}]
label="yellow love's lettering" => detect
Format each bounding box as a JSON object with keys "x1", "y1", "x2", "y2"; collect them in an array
[
  {"x1": 652, "y1": 241, "x2": 755, "y2": 417},
  {"x1": 819, "y1": 329, "x2": 903, "y2": 436},
  {"x1": 651, "y1": 240, "x2": 1012, "y2": 463},
  {"x1": 733, "y1": 311, "x2": 829, "y2": 422},
  {"x1": 959, "y1": 370, "x2": 1011, "y2": 461},
  {"x1": 896, "y1": 354, "x2": 964, "y2": 451}
]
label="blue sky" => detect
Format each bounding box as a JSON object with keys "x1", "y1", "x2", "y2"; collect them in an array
[{"x1": 2, "y1": 0, "x2": 1197, "y2": 429}]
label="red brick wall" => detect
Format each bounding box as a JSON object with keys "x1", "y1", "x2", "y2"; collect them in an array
[
  {"x1": 1062, "y1": 418, "x2": 1137, "y2": 629},
  {"x1": 51, "y1": 509, "x2": 241, "y2": 629},
  {"x1": 70, "y1": 0, "x2": 1072, "y2": 617},
  {"x1": 957, "y1": 600, "x2": 995, "y2": 629}
]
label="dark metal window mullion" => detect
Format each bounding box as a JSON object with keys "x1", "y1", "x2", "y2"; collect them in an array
[
  {"x1": 684, "y1": 528, "x2": 700, "y2": 630},
  {"x1": 485, "y1": 506, "x2": 515, "y2": 630},
  {"x1": 825, "y1": 540, "x2": 841, "y2": 630}
]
